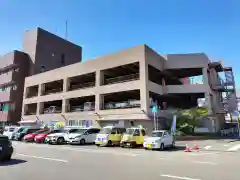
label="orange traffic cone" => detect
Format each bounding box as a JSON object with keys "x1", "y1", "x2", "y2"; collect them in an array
[
  {"x1": 185, "y1": 144, "x2": 191, "y2": 152},
  {"x1": 193, "y1": 144, "x2": 199, "y2": 150}
]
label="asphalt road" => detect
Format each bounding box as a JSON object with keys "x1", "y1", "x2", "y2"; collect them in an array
[{"x1": 0, "y1": 142, "x2": 240, "y2": 180}]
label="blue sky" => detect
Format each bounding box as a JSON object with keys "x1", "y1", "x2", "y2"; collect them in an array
[{"x1": 0, "y1": 0, "x2": 239, "y2": 86}]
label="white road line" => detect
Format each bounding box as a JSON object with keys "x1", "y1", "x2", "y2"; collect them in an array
[
  {"x1": 161, "y1": 174, "x2": 201, "y2": 180},
  {"x1": 191, "y1": 161, "x2": 217, "y2": 165},
  {"x1": 224, "y1": 144, "x2": 230, "y2": 147},
  {"x1": 227, "y1": 144, "x2": 240, "y2": 151},
  {"x1": 33, "y1": 144, "x2": 140, "y2": 157},
  {"x1": 189, "y1": 152, "x2": 219, "y2": 156},
  {"x1": 15, "y1": 153, "x2": 68, "y2": 163},
  {"x1": 204, "y1": 145, "x2": 211, "y2": 150}
]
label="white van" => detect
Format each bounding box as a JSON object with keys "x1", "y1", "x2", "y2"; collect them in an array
[
  {"x1": 67, "y1": 127, "x2": 100, "y2": 145},
  {"x1": 3, "y1": 126, "x2": 20, "y2": 140}
]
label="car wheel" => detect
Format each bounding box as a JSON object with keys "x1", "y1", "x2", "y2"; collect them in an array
[
  {"x1": 57, "y1": 137, "x2": 64, "y2": 144},
  {"x1": 80, "y1": 139, "x2": 85, "y2": 145},
  {"x1": 3, "y1": 154, "x2": 12, "y2": 161},
  {"x1": 96, "y1": 144, "x2": 100, "y2": 147},
  {"x1": 107, "y1": 140, "x2": 112, "y2": 147},
  {"x1": 160, "y1": 143, "x2": 165, "y2": 151}
]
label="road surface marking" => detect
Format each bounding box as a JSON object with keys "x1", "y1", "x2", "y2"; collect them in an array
[
  {"x1": 224, "y1": 144, "x2": 230, "y2": 147},
  {"x1": 189, "y1": 152, "x2": 219, "y2": 156},
  {"x1": 191, "y1": 161, "x2": 217, "y2": 165},
  {"x1": 161, "y1": 174, "x2": 201, "y2": 180},
  {"x1": 227, "y1": 144, "x2": 240, "y2": 151},
  {"x1": 36, "y1": 145, "x2": 140, "y2": 157},
  {"x1": 204, "y1": 145, "x2": 211, "y2": 150},
  {"x1": 16, "y1": 153, "x2": 68, "y2": 163}
]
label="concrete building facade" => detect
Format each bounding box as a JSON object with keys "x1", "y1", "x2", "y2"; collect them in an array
[
  {"x1": 0, "y1": 27, "x2": 82, "y2": 126},
  {"x1": 21, "y1": 45, "x2": 236, "y2": 132}
]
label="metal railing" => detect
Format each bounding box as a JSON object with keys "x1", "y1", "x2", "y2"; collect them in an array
[
  {"x1": 104, "y1": 73, "x2": 139, "y2": 85},
  {"x1": 103, "y1": 100, "x2": 141, "y2": 110},
  {"x1": 43, "y1": 106, "x2": 62, "y2": 114},
  {"x1": 43, "y1": 88, "x2": 63, "y2": 95},
  {"x1": 69, "y1": 82, "x2": 95, "y2": 91},
  {"x1": 24, "y1": 111, "x2": 37, "y2": 115},
  {"x1": 26, "y1": 92, "x2": 38, "y2": 98},
  {"x1": 69, "y1": 105, "x2": 95, "y2": 112},
  {"x1": 221, "y1": 128, "x2": 239, "y2": 137}
]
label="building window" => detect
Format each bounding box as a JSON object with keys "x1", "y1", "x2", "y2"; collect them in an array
[
  {"x1": 61, "y1": 54, "x2": 65, "y2": 66},
  {"x1": 0, "y1": 103, "x2": 9, "y2": 111},
  {"x1": 40, "y1": 66, "x2": 46, "y2": 72}
]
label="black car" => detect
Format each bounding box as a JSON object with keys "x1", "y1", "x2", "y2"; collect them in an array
[
  {"x1": 15, "y1": 127, "x2": 41, "y2": 141},
  {"x1": 0, "y1": 135, "x2": 13, "y2": 162}
]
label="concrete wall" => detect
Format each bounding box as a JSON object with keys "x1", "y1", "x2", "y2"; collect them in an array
[
  {"x1": 22, "y1": 27, "x2": 82, "y2": 75},
  {"x1": 0, "y1": 51, "x2": 30, "y2": 123}
]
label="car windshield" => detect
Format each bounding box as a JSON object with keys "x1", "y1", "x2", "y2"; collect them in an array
[
  {"x1": 99, "y1": 128, "x2": 112, "y2": 134},
  {"x1": 9, "y1": 128, "x2": 15, "y2": 132},
  {"x1": 17, "y1": 127, "x2": 25, "y2": 133},
  {"x1": 152, "y1": 132, "x2": 163, "y2": 137},
  {"x1": 125, "y1": 128, "x2": 135, "y2": 135},
  {"x1": 71, "y1": 129, "x2": 87, "y2": 134},
  {"x1": 21, "y1": 128, "x2": 29, "y2": 133}
]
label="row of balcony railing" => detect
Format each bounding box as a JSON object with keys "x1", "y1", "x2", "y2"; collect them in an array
[
  {"x1": 24, "y1": 100, "x2": 141, "y2": 115},
  {"x1": 25, "y1": 73, "x2": 140, "y2": 98}
]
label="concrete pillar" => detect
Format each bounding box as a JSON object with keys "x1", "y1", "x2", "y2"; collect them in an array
[
  {"x1": 140, "y1": 61, "x2": 149, "y2": 111},
  {"x1": 96, "y1": 70, "x2": 103, "y2": 87},
  {"x1": 37, "y1": 102, "x2": 43, "y2": 115},
  {"x1": 62, "y1": 99, "x2": 69, "y2": 113},
  {"x1": 95, "y1": 70, "x2": 103, "y2": 112},
  {"x1": 95, "y1": 94, "x2": 101, "y2": 111},
  {"x1": 202, "y1": 67, "x2": 209, "y2": 85},
  {"x1": 63, "y1": 78, "x2": 69, "y2": 92},
  {"x1": 38, "y1": 84, "x2": 45, "y2": 96},
  {"x1": 24, "y1": 87, "x2": 29, "y2": 98}
]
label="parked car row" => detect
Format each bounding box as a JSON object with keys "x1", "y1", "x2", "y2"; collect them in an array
[{"x1": 5, "y1": 125, "x2": 175, "y2": 151}]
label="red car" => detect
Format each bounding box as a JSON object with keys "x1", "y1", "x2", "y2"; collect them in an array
[
  {"x1": 23, "y1": 129, "x2": 49, "y2": 142},
  {"x1": 34, "y1": 129, "x2": 62, "y2": 143}
]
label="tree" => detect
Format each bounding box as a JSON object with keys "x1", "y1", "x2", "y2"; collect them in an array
[{"x1": 176, "y1": 107, "x2": 209, "y2": 134}]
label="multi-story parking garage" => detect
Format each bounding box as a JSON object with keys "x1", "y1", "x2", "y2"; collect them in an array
[{"x1": 21, "y1": 44, "x2": 237, "y2": 132}]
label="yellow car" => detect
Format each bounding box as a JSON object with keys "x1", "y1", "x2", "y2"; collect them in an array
[
  {"x1": 95, "y1": 126, "x2": 126, "y2": 147},
  {"x1": 120, "y1": 127, "x2": 146, "y2": 148}
]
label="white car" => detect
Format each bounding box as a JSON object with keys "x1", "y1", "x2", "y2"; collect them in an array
[
  {"x1": 67, "y1": 127, "x2": 100, "y2": 145},
  {"x1": 143, "y1": 130, "x2": 175, "y2": 150},
  {"x1": 45, "y1": 128, "x2": 80, "y2": 144},
  {"x1": 3, "y1": 126, "x2": 20, "y2": 140}
]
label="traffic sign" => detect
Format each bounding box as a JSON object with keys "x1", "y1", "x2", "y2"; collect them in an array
[{"x1": 233, "y1": 110, "x2": 239, "y2": 117}]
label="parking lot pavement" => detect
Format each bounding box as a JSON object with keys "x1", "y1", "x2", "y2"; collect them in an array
[{"x1": 1, "y1": 142, "x2": 240, "y2": 180}]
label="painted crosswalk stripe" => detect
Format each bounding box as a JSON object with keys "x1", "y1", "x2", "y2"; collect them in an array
[{"x1": 227, "y1": 144, "x2": 240, "y2": 151}]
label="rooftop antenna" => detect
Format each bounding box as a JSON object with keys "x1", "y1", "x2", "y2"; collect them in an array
[{"x1": 65, "y1": 20, "x2": 68, "y2": 40}]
